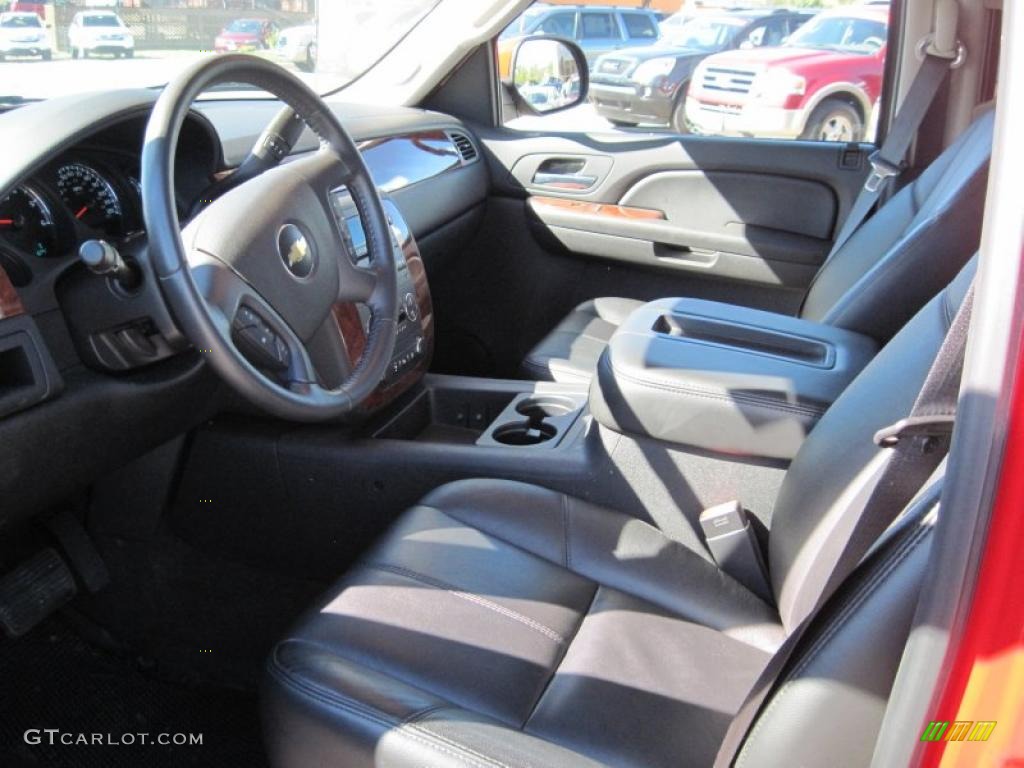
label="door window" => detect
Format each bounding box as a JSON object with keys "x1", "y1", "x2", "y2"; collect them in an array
[
  {"x1": 621, "y1": 13, "x2": 657, "y2": 41},
  {"x1": 535, "y1": 11, "x2": 575, "y2": 38},
  {"x1": 579, "y1": 13, "x2": 617, "y2": 41},
  {"x1": 501, "y1": 2, "x2": 890, "y2": 146}
]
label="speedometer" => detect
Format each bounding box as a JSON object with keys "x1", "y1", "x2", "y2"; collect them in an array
[
  {"x1": 0, "y1": 186, "x2": 58, "y2": 259},
  {"x1": 56, "y1": 163, "x2": 124, "y2": 236}
]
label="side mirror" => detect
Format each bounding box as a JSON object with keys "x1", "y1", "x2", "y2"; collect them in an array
[
  {"x1": 505, "y1": 36, "x2": 589, "y2": 116},
  {"x1": 738, "y1": 40, "x2": 754, "y2": 50}
]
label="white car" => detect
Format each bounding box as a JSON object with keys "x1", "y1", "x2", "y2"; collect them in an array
[
  {"x1": 0, "y1": 12, "x2": 51, "y2": 61},
  {"x1": 275, "y1": 24, "x2": 316, "y2": 72},
  {"x1": 68, "y1": 11, "x2": 134, "y2": 59}
]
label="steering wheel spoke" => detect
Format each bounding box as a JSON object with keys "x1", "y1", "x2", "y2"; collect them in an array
[
  {"x1": 190, "y1": 253, "x2": 319, "y2": 388},
  {"x1": 337, "y1": 260, "x2": 381, "y2": 304}
]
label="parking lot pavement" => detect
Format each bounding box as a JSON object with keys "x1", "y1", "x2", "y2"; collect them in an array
[
  {"x1": 0, "y1": 49, "x2": 310, "y2": 100},
  {"x1": 507, "y1": 101, "x2": 673, "y2": 137},
  {"x1": 508, "y1": 102, "x2": 614, "y2": 132}
]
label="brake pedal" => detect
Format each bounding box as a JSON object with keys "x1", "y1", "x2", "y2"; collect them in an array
[{"x1": 0, "y1": 548, "x2": 77, "y2": 638}]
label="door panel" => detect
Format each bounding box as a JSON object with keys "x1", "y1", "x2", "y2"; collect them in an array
[
  {"x1": 509, "y1": 153, "x2": 614, "y2": 192},
  {"x1": 527, "y1": 169, "x2": 835, "y2": 288},
  {"x1": 479, "y1": 129, "x2": 870, "y2": 294}
]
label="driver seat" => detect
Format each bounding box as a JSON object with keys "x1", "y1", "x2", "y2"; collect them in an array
[{"x1": 261, "y1": 263, "x2": 973, "y2": 767}]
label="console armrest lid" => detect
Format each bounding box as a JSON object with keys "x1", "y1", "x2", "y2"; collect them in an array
[{"x1": 589, "y1": 298, "x2": 878, "y2": 459}]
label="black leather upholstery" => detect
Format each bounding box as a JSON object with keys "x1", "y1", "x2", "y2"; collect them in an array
[
  {"x1": 521, "y1": 297, "x2": 644, "y2": 383},
  {"x1": 263, "y1": 263, "x2": 973, "y2": 766},
  {"x1": 264, "y1": 481, "x2": 779, "y2": 768},
  {"x1": 587, "y1": 297, "x2": 878, "y2": 460},
  {"x1": 523, "y1": 111, "x2": 992, "y2": 383}
]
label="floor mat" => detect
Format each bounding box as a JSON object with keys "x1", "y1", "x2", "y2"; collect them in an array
[{"x1": 0, "y1": 615, "x2": 267, "y2": 768}]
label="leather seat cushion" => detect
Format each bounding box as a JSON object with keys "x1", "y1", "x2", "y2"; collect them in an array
[
  {"x1": 521, "y1": 298, "x2": 644, "y2": 383},
  {"x1": 263, "y1": 479, "x2": 781, "y2": 768}
]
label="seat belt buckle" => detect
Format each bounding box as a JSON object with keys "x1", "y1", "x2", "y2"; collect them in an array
[
  {"x1": 874, "y1": 414, "x2": 956, "y2": 448},
  {"x1": 699, "y1": 501, "x2": 772, "y2": 603},
  {"x1": 864, "y1": 151, "x2": 904, "y2": 193}
]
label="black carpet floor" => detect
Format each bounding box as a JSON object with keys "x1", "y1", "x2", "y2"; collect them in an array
[{"x1": 0, "y1": 615, "x2": 267, "y2": 768}]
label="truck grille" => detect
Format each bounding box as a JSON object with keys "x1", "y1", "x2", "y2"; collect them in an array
[{"x1": 701, "y1": 67, "x2": 758, "y2": 96}]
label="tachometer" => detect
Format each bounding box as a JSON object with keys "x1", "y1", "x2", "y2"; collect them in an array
[
  {"x1": 56, "y1": 163, "x2": 123, "y2": 236},
  {"x1": 0, "y1": 186, "x2": 58, "y2": 258}
]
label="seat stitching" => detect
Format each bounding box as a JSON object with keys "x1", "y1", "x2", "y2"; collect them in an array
[
  {"x1": 402, "y1": 703, "x2": 450, "y2": 726},
  {"x1": 270, "y1": 659, "x2": 507, "y2": 768},
  {"x1": 789, "y1": 524, "x2": 929, "y2": 681},
  {"x1": 735, "y1": 523, "x2": 930, "y2": 767},
  {"x1": 363, "y1": 562, "x2": 567, "y2": 646}
]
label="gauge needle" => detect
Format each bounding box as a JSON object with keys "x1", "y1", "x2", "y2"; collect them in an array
[
  {"x1": 0, "y1": 219, "x2": 15, "y2": 227},
  {"x1": 75, "y1": 206, "x2": 89, "y2": 220}
]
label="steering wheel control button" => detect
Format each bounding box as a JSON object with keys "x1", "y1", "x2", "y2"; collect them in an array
[
  {"x1": 233, "y1": 309, "x2": 288, "y2": 372},
  {"x1": 235, "y1": 306, "x2": 260, "y2": 330},
  {"x1": 277, "y1": 223, "x2": 316, "y2": 279}
]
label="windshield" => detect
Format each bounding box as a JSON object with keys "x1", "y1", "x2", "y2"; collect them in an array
[
  {"x1": 661, "y1": 16, "x2": 745, "y2": 51},
  {"x1": 2, "y1": 1, "x2": 440, "y2": 102},
  {"x1": 83, "y1": 15, "x2": 121, "y2": 28},
  {"x1": 1, "y1": 15, "x2": 42, "y2": 29},
  {"x1": 786, "y1": 14, "x2": 887, "y2": 53}
]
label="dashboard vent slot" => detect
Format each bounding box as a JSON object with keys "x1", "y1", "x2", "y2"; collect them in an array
[{"x1": 448, "y1": 131, "x2": 479, "y2": 164}]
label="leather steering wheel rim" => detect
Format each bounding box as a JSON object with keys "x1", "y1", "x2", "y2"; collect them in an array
[{"x1": 142, "y1": 54, "x2": 398, "y2": 421}]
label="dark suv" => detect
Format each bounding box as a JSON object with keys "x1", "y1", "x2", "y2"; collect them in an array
[{"x1": 590, "y1": 9, "x2": 815, "y2": 132}]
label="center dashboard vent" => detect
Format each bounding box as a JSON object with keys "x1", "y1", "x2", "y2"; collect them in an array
[{"x1": 447, "y1": 130, "x2": 479, "y2": 164}]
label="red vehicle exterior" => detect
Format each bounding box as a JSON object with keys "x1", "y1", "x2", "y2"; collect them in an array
[
  {"x1": 10, "y1": 2, "x2": 46, "y2": 19},
  {"x1": 686, "y1": 6, "x2": 888, "y2": 142},
  {"x1": 214, "y1": 18, "x2": 278, "y2": 53}
]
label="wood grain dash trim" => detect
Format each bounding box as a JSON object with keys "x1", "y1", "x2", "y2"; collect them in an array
[
  {"x1": 530, "y1": 196, "x2": 666, "y2": 221},
  {"x1": 0, "y1": 264, "x2": 25, "y2": 319}
]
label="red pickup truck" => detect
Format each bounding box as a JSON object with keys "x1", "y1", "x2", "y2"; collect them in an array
[{"x1": 685, "y1": 5, "x2": 888, "y2": 142}]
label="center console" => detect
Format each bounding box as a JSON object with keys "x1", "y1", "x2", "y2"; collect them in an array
[{"x1": 588, "y1": 298, "x2": 879, "y2": 460}]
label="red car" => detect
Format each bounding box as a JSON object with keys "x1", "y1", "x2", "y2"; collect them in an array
[
  {"x1": 686, "y1": 5, "x2": 888, "y2": 142},
  {"x1": 214, "y1": 18, "x2": 278, "y2": 53}
]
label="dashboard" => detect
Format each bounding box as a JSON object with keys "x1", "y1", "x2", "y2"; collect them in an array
[
  {"x1": 0, "y1": 114, "x2": 218, "y2": 289},
  {"x1": 0, "y1": 89, "x2": 488, "y2": 528}
]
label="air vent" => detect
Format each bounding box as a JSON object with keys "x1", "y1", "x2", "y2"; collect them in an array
[{"x1": 447, "y1": 131, "x2": 479, "y2": 164}]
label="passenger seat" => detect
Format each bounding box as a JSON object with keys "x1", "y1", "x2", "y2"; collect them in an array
[{"x1": 522, "y1": 110, "x2": 994, "y2": 383}]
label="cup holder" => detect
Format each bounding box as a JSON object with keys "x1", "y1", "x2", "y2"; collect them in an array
[
  {"x1": 492, "y1": 421, "x2": 558, "y2": 446},
  {"x1": 479, "y1": 392, "x2": 585, "y2": 448},
  {"x1": 515, "y1": 395, "x2": 578, "y2": 420}
]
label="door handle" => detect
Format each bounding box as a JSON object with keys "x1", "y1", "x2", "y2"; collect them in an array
[{"x1": 532, "y1": 172, "x2": 598, "y2": 190}]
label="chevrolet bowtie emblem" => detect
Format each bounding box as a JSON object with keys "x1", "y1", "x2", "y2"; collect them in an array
[
  {"x1": 278, "y1": 224, "x2": 315, "y2": 279},
  {"x1": 287, "y1": 238, "x2": 308, "y2": 268}
]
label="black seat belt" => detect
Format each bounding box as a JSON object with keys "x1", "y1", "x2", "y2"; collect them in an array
[
  {"x1": 824, "y1": 50, "x2": 956, "y2": 263},
  {"x1": 714, "y1": 285, "x2": 974, "y2": 767}
]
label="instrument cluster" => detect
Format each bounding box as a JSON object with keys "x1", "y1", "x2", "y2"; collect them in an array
[{"x1": 0, "y1": 152, "x2": 144, "y2": 280}]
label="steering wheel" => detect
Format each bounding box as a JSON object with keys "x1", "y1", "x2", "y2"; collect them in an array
[{"x1": 142, "y1": 55, "x2": 398, "y2": 421}]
